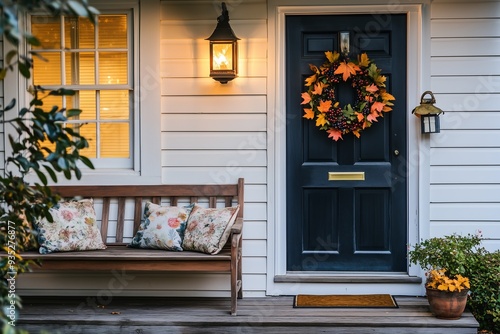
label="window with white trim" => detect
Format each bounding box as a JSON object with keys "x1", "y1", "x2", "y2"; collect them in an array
[
  {"x1": 20, "y1": 0, "x2": 162, "y2": 185},
  {"x1": 31, "y1": 11, "x2": 134, "y2": 169}
]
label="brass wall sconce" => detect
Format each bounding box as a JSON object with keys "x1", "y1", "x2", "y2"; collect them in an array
[
  {"x1": 412, "y1": 91, "x2": 444, "y2": 134},
  {"x1": 206, "y1": 2, "x2": 239, "y2": 84}
]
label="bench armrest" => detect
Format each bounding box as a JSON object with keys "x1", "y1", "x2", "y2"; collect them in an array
[{"x1": 231, "y1": 217, "x2": 243, "y2": 234}]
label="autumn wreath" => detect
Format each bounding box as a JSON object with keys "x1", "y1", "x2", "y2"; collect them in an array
[{"x1": 301, "y1": 51, "x2": 395, "y2": 141}]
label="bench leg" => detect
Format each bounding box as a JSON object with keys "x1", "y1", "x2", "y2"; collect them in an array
[
  {"x1": 237, "y1": 243, "x2": 243, "y2": 299},
  {"x1": 231, "y1": 263, "x2": 238, "y2": 316},
  {"x1": 231, "y1": 235, "x2": 243, "y2": 315}
]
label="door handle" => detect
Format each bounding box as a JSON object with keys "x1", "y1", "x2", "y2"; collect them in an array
[{"x1": 394, "y1": 150, "x2": 400, "y2": 156}]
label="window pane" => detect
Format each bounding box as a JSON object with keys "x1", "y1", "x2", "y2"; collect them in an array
[
  {"x1": 64, "y1": 17, "x2": 94, "y2": 49},
  {"x1": 100, "y1": 123, "x2": 129, "y2": 158},
  {"x1": 31, "y1": 16, "x2": 61, "y2": 49},
  {"x1": 33, "y1": 53, "x2": 61, "y2": 85},
  {"x1": 71, "y1": 90, "x2": 97, "y2": 120},
  {"x1": 100, "y1": 90, "x2": 129, "y2": 120},
  {"x1": 77, "y1": 123, "x2": 97, "y2": 158},
  {"x1": 99, "y1": 52, "x2": 128, "y2": 85},
  {"x1": 98, "y1": 15, "x2": 127, "y2": 48},
  {"x1": 40, "y1": 93, "x2": 63, "y2": 111},
  {"x1": 65, "y1": 52, "x2": 95, "y2": 85}
]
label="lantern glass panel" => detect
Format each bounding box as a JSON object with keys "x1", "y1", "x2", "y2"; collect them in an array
[
  {"x1": 212, "y1": 43, "x2": 233, "y2": 70},
  {"x1": 421, "y1": 115, "x2": 440, "y2": 134}
]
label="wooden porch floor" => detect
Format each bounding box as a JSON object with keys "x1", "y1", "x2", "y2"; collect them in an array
[{"x1": 18, "y1": 295, "x2": 479, "y2": 334}]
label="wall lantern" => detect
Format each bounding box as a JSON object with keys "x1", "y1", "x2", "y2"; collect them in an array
[
  {"x1": 206, "y1": 2, "x2": 240, "y2": 84},
  {"x1": 412, "y1": 91, "x2": 444, "y2": 134}
]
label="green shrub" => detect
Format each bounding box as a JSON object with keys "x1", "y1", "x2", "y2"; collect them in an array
[
  {"x1": 408, "y1": 233, "x2": 483, "y2": 278},
  {"x1": 466, "y1": 250, "x2": 500, "y2": 333},
  {"x1": 409, "y1": 233, "x2": 500, "y2": 332}
]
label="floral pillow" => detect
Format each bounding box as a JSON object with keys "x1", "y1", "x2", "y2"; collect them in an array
[
  {"x1": 128, "y1": 202, "x2": 194, "y2": 251},
  {"x1": 182, "y1": 204, "x2": 240, "y2": 255},
  {"x1": 34, "y1": 199, "x2": 106, "y2": 254}
]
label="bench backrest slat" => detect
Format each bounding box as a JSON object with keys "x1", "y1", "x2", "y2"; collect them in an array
[
  {"x1": 50, "y1": 179, "x2": 244, "y2": 246},
  {"x1": 116, "y1": 197, "x2": 126, "y2": 243},
  {"x1": 134, "y1": 197, "x2": 143, "y2": 233},
  {"x1": 101, "y1": 197, "x2": 111, "y2": 244}
]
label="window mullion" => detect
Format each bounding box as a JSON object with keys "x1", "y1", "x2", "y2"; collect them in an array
[
  {"x1": 96, "y1": 90, "x2": 101, "y2": 159},
  {"x1": 60, "y1": 15, "x2": 66, "y2": 108}
]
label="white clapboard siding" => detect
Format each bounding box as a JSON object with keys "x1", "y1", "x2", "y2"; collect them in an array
[
  {"x1": 432, "y1": 57, "x2": 500, "y2": 76},
  {"x1": 431, "y1": 222, "x2": 500, "y2": 239},
  {"x1": 243, "y1": 221, "x2": 267, "y2": 240},
  {"x1": 431, "y1": 38, "x2": 500, "y2": 57},
  {"x1": 432, "y1": 19, "x2": 500, "y2": 38},
  {"x1": 430, "y1": 203, "x2": 499, "y2": 221},
  {"x1": 431, "y1": 185, "x2": 500, "y2": 202},
  {"x1": 429, "y1": 0, "x2": 500, "y2": 250},
  {"x1": 162, "y1": 167, "x2": 266, "y2": 185},
  {"x1": 430, "y1": 148, "x2": 500, "y2": 165},
  {"x1": 431, "y1": 1, "x2": 500, "y2": 19},
  {"x1": 162, "y1": 95, "x2": 267, "y2": 113},
  {"x1": 161, "y1": 150, "x2": 267, "y2": 167},
  {"x1": 161, "y1": 1, "x2": 267, "y2": 21},
  {"x1": 433, "y1": 93, "x2": 500, "y2": 112},
  {"x1": 162, "y1": 114, "x2": 266, "y2": 132},
  {"x1": 431, "y1": 166, "x2": 500, "y2": 184},
  {"x1": 243, "y1": 257, "x2": 267, "y2": 274},
  {"x1": 440, "y1": 112, "x2": 500, "y2": 130},
  {"x1": 430, "y1": 130, "x2": 500, "y2": 147},
  {"x1": 432, "y1": 76, "x2": 500, "y2": 94},
  {"x1": 18, "y1": 272, "x2": 266, "y2": 296},
  {"x1": 162, "y1": 77, "x2": 267, "y2": 95},
  {"x1": 162, "y1": 132, "x2": 267, "y2": 150},
  {"x1": 161, "y1": 20, "x2": 267, "y2": 41}
]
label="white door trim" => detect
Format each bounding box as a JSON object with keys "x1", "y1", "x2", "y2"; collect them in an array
[{"x1": 266, "y1": 1, "x2": 431, "y2": 296}]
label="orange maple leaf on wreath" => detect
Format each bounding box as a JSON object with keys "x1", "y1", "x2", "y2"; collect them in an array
[
  {"x1": 312, "y1": 82, "x2": 327, "y2": 95},
  {"x1": 367, "y1": 111, "x2": 379, "y2": 123},
  {"x1": 371, "y1": 101, "x2": 385, "y2": 114},
  {"x1": 327, "y1": 128, "x2": 342, "y2": 141},
  {"x1": 317, "y1": 100, "x2": 332, "y2": 113},
  {"x1": 334, "y1": 61, "x2": 360, "y2": 81},
  {"x1": 304, "y1": 74, "x2": 317, "y2": 87},
  {"x1": 365, "y1": 84, "x2": 379, "y2": 94},
  {"x1": 303, "y1": 108, "x2": 314, "y2": 119},
  {"x1": 301, "y1": 92, "x2": 311, "y2": 105},
  {"x1": 356, "y1": 112, "x2": 364, "y2": 122}
]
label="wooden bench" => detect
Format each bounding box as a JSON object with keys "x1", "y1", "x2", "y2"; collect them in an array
[{"x1": 23, "y1": 178, "x2": 244, "y2": 315}]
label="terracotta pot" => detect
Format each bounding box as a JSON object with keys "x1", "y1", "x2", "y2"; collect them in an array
[{"x1": 425, "y1": 287, "x2": 469, "y2": 320}]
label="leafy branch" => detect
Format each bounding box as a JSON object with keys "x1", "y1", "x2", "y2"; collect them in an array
[{"x1": 0, "y1": 1, "x2": 98, "y2": 333}]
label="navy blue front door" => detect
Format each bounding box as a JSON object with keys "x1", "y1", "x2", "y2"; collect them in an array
[{"x1": 286, "y1": 14, "x2": 407, "y2": 272}]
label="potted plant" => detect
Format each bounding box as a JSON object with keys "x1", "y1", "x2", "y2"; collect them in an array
[{"x1": 408, "y1": 234, "x2": 479, "y2": 320}]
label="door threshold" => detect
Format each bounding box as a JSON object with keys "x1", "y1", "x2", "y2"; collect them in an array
[{"x1": 274, "y1": 272, "x2": 422, "y2": 284}]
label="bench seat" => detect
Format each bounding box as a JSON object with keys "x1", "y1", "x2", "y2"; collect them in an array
[{"x1": 22, "y1": 178, "x2": 244, "y2": 315}]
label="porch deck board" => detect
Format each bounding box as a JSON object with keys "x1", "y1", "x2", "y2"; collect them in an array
[{"x1": 18, "y1": 296, "x2": 479, "y2": 334}]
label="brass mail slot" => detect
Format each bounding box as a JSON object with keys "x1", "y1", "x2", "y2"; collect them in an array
[{"x1": 328, "y1": 172, "x2": 365, "y2": 181}]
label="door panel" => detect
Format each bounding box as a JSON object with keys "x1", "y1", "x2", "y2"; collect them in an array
[{"x1": 286, "y1": 14, "x2": 407, "y2": 272}]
